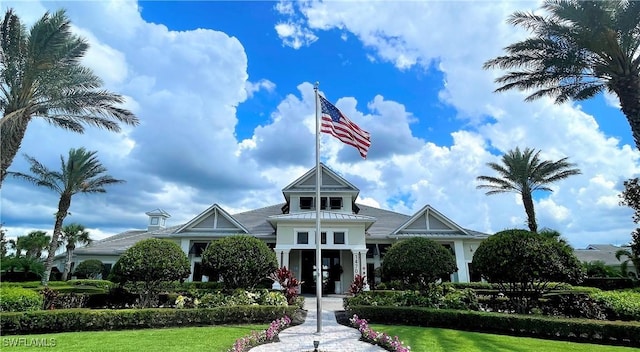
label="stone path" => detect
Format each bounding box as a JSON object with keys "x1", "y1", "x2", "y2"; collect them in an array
[{"x1": 248, "y1": 295, "x2": 386, "y2": 352}]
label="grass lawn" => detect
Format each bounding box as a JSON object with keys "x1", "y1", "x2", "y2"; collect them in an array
[
  {"x1": 0, "y1": 325, "x2": 266, "y2": 352},
  {"x1": 371, "y1": 324, "x2": 638, "y2": 352}
]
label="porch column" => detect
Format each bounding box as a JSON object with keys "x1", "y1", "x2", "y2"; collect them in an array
[
  {"x1": 453, "y1": 240, "x2": 469, "y2": 283},
  {"x1": 275, "y1": 249, "x2": 291, "y2": 269},
  {"x1": 180, "y1": 239, "x2": 193, "y2": 281},
  {"x1": 351, "y1": 249, "x2": 368, "y2": 278}
]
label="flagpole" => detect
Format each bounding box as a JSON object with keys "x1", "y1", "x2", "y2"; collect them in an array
[{"x1": 314, "y1": 82, "x2": 323, "y2": 334}]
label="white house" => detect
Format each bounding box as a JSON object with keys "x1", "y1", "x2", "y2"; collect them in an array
[{"x1": 58, "y1": 164, "x2": 488, "y2": 292}]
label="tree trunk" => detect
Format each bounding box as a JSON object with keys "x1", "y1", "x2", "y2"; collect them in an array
[
  {"x1": 0, "y1": 112, "x2": 31, "y2": 186},
  {"x1": 42, "y1": 194, "x2": 72, "y2": 286},
  {"x1": 521, "y1": 191, "x2": 537, "y2": 233},
  {"x1": 61, "y1": 246, "x2": 74, "y2": 281},
  {"x1": 612, "y1": 73, "x2": 640, "y2": 151}
]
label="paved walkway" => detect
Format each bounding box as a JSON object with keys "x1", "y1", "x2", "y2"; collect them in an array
[{"x1": 249, "y1": 295, "x2": 386, "y2": 352}]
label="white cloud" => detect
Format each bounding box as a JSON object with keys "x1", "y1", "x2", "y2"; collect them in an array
[
  {"x1": 275, "y1": 22, "x2": 318, "y2": 49},
  {"x1": 245, "y1": 79, "x2": 276, "y2": 98}
]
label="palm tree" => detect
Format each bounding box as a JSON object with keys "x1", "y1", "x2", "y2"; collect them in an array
[
  {"x1": 615, "y1": 229, "x2": 640, "y2": 278},
  {"x1": 15, "y1": 230, "x2": 50, "y2": 259},
  {"x1": 476, "y1": 147, "x2": 581, "y2": 233},
  {"x1": 483, "y1": 1, "x2": 640, "y2": 150},
  {"x1": 0, "y1": 9, "x2": 138, "y2": 185},
  {"x1": 60, "y1": 223, "x2": 92, "y2": 281},
  {"x1": 9, "y1": 147, "x2": 124, "y2": 285}
]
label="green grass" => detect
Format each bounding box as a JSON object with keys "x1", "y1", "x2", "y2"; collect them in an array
[
  {"x1": 370, "y1": 324, "x2": 638, "y2": 352},
  {"x1": 0, "y1": 325, "x2": 266, "y2": 352}
]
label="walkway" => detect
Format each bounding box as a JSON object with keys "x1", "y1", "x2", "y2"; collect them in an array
[{"x1": 248, "y1": 295, "x2": 386, "y2": 352}]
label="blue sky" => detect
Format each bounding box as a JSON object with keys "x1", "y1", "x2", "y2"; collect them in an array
[{"x1": 1, "y1": 0, "x2": 639, "y2": 249}]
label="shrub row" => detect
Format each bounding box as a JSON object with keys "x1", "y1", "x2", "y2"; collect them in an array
[
  {"x1": 1, "y1": 305, "x2": 297, "y2": 335},
  {"x1": 0, "y1": 287, "x2": 43, "y2": 312},
  {"x1": 582, "y1": 278, "x2": 637, "y2": 290},
  {"x1": 344, "y1": 289, "x2": 479, "y2": 311},
  {"x1": 347, "y1": 305, "x2": 640, "y2": 347},
  {"x1": 591, "y1": 290, "x2": 640, "y2": 321}
]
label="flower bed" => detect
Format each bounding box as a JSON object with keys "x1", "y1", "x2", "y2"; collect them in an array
[
  {"x1": 349, "y1": 314, "x2": 411, "y2": 352},
  {"x1": 229, "y1": 315, "x2": 291, "y2": 352}
]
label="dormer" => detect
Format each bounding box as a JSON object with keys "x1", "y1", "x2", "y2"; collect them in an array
[
  {"x1": 280, "y1": 163, "x2": 360, "y2": 214},
  {"x1": 145, "y1": 208, "x2": 170, "y2": 231}
]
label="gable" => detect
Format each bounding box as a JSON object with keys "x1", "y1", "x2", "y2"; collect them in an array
[
  {"x1": 393, "y1": 205, "x2": 469, "y2": 236},
  {"x1": 283, "y1": 163, "x2": 359, "y2": 193},
  {"x1": 175, "y1": 204, "x2": 249, "y2": 234}
]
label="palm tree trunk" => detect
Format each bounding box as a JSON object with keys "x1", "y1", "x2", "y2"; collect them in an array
[
  {"x1": 0, "y1": 113, "x2": 30, "y2": 186},
  {"x1": 61, "y1": 246, "x2": 73, "y2": 281},
  {"x1": 42, "y1": 194, "x2": 71, "y2": 286},
  {"x1": 522, "y1": 191, "x2": 538, "y2": 233},
  {"x1": 612, "y1": 74, "x2": 640, "y2": 151}
]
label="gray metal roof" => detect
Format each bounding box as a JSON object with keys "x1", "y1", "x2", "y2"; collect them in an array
[
  {"x1": 574, "y1": 244, "x2": 632, "y2": 266},
  {"x1": 69, "y1": 201, "x2": 488, "y2": 257}
]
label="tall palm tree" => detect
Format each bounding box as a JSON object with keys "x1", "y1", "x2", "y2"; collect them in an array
[
  {"x1": 615, "y1": 229, "x2": 640, "y2": 278},
  {"x1": 483, "y1": 0, "x2": 640, "y2": 150},
  {"x1": 15, "y1": 230, "x2": 50, "y2": 259},
  {"x1": 0, "y1": 9, "x2": 138, "y2": 185},
  {"x1": 476, "y1": 147, "x2": 581, "y2": 233},
  {"x1": 10, "y1": 147, "x2": 123, "y2": 285},
  {"x1": 60, "y1": 223, "x2": 92, "y2": 281}
]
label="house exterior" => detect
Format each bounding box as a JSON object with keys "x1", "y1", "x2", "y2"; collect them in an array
[
  {"x1": 57, "y1": 164, "x2": 489, "y2": 292},
  {"x1": 574, "y1": 244, "x2": 638, "y2": 278}
]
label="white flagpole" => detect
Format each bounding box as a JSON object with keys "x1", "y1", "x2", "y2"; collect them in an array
[{"x1": 314, "y1": 82, "x2": 323, "y2": 334}]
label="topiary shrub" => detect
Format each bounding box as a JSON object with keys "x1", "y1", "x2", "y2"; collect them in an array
[
  {"x1": 111, "y1": 239, "x2": 190, "y2": 307},
  {"x1": 472, "y1": 229, "x2": 584, "y2": 313},
  {"x1": 0, "y1": 287, "x2": 43, "y2": 312},
  {"x1": 201, "y1": 235, "x2": 277, "y2": 290},
  {"x1": 73, "y1": 259, "x2": 104, "y2": 279},
  {"x1": 382, "y1": 237, "x2": 457, "y2": 291}
]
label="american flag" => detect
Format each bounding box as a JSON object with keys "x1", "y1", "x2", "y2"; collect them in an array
[{"x1": 319, "y1": 95, "x2": 371, "y2": 159}]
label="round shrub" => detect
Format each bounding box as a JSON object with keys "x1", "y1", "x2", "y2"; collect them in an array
[
  {"x1": 73, "y1": 259, "x2": 104, "y2": 279},
  {"x1": 201, "y1": 235, "x2": 278, "y2": 290},
  {"x1": 472, "y1": 229, "x2": 584, "y2": 313},
  {"x1": 113, "y1": 238, "x2": 190, "y2": 307},
  {"x1": 0, "y1": 287, "x2": 43, "y2": 311},
  {"x1": 382, "y1": 237, "x2": 457, "y2": 289}
]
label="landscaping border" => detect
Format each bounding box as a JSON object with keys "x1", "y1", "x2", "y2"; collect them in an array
[
  {"x1": 1, "y1": 305, "x2": 297, "y2": 335},
  {"x1": 347, "y1": 305, "x2": 640, "y2": 347}
]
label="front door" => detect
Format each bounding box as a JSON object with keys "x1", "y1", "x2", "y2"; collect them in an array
[{"x1": 300, "y1": 250, "x2": 341, "y2": 294}]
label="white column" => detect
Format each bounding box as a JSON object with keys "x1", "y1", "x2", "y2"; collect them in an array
[
  {"x1": 351, "y1": 249, "x2": 368, "y2": 277},
  {"x1": 454, "y1": 240, "x2": 469, "y2": 283},
  {"x1": 180, "y1": 239, "x2": 193, "y2": 281}
]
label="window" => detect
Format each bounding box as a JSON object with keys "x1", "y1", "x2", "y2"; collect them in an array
[
  {"x1": 378, "y1": 244, "x2": 391, "y2": 258},
  {"x1": 321, "y1": 232, "x2": 327, "y2": 244},
  {"x1": 297, "y1": 232, "x2": 309, "y2": 244},
  {"x1": 333, "y1": 232, "x2": 345, "y2": 244},
  {"x1": 329, "y1": 197, "x2": 342, "y2": 210},
  {"x1": 366, "y1": 244, "x2": 377, "y2": 258},
  {"x1": 320, "y1": 197, "x2": 327, "y2": 210},
  {"x1": 300, "y1": 197, "x2": 313, "y2": 210},
  {"x1": 150, "y1": 217, "x2": 159, "y2": 225}
]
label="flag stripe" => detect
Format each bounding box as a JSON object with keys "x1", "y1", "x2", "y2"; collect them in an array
[{"x1": 319, "y1": 95, "x2": 371, "y2": 159}]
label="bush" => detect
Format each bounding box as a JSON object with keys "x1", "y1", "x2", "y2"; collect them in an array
[
  {"x1": 582, "y1": 277, "x2": 637, "y2": 290},
  {"x1": 472, "y1": 229, "x2": 584, "y2": 313},
  {"x1": 441, "y1": 287, "x2": 479, "y2": 310},
  {"x1": 1, "y1": 306, "x2": 297, "y2": 335},
  {"x1": 112, "y1": 239, "x2": 190, "y2": 307},
  {"x1": 0, "y1": 287, "x2": 43, "y2": 312},
  {"x1": 268, "y1": 267, "x2": 302, "y2": 305},
  {"x1": 591, "y1": 290, "x2": 640, "y2": 321},
  {"x1": 73, "y1": 260, "x2": 104, "y2": 279},
  {"x1": 347, "y1": 306, "x2": 640, "y2": 347},
  {"x1": 382, "y1": 237, "x2": 457, "y2": 290},
  {"x1": 202, "y1": 235, "x2": 277, "y2": 290}
]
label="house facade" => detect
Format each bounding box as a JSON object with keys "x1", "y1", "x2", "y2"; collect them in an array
[{"x1": 60, "y1": 164, "x2": 488, "y2": 292}]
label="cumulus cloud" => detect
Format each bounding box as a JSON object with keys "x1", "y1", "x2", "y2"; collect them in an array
[{"x1": 274, "y1": 21, "x2": 318, "y2": 49}]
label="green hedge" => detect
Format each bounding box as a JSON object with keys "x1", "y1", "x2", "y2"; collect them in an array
[
  {"x1": 1, "y1": 305, "x2": 297, "y2": 335},
  {"x1": 0, "y1": 287, "x2": 43, "y2": 312},
  {"x1": 591, "y1": 290, "x2": 640, "y2": 321},
  {"x1": 347, "y1": 305, "x2": 640, "y2": 347}
]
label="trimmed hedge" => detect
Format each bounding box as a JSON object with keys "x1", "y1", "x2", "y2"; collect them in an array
[
  {"x1": 591, "y1": 290, "x2": 640, "y2": 321},
  {"x1": 1, "y1": 305, "x2": 297, "y2": 335},
  {"x1": 0, "y1": 287, "x2": 43, "y2": 312},
  {"x1": 347, "y1": 305, "x2": 640, "y2": 347}
]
